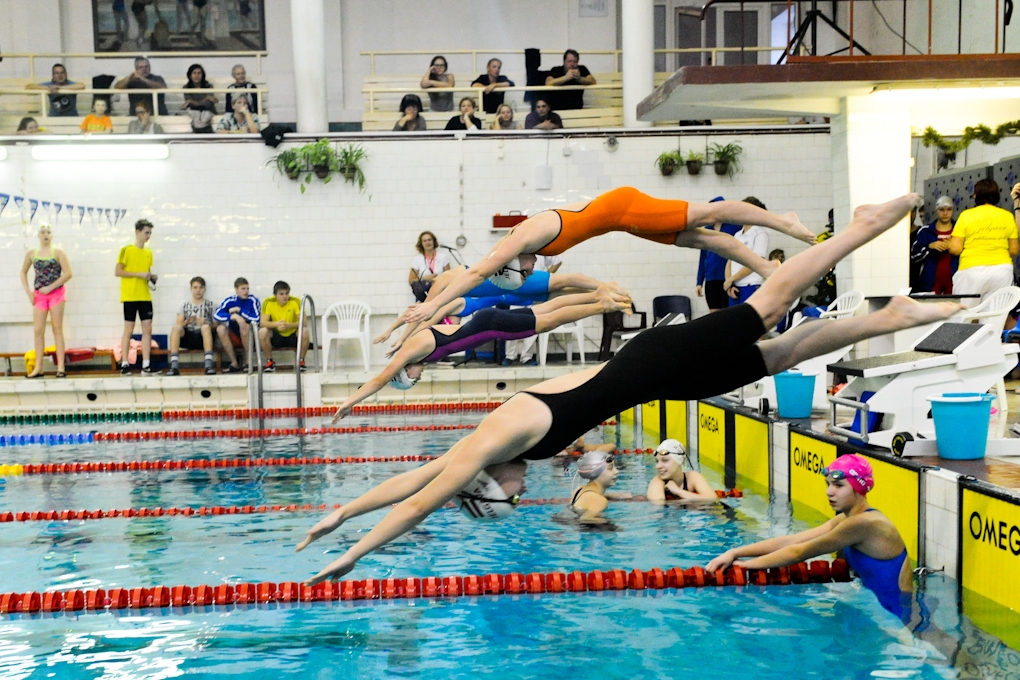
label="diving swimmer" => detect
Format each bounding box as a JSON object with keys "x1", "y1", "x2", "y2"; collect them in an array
[
  {"x1": 404, "y1": 185, "x2": 818, "y2": 324},
  {"x1": 299, "y1": 193, "x2": 959, "y2": 585},
  {"x1": 331, "y1": 289, "x2": 631, "y2": 421}
]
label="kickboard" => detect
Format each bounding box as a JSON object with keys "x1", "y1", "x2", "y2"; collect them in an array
[
  {"x1": 829, "y1": 351, "x2": 944, "y2": 376},
  {"x1": 913, "y1": 323, "x2": 982, "y2": 354}
]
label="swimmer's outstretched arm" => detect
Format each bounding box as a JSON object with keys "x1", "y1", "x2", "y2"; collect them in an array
[
  {"x1": 296, "y1": 453, "x2": 452, "y2": 552},
  {"x1": 373, "y1": 305, "x2": 417, "y2": 344},
  {"x1": 387, "y1": 298, "x2": 465, "y2": 355},
  {"x1": 306, "y1": 409, "x2": 540, "y2": 584},
  {"x1": 331, "y1": 336, "x2": 433, "y2": 422},
  {"x1": 706, "y1": 516, "x2": 859, "y2": 572}
]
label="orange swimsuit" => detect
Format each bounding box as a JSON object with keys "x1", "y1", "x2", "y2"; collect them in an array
[{"x1": 535, "y1": 186, "x2": 689, "y2": 256}]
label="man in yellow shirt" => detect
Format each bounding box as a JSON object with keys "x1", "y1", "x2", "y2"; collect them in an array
[
  {"x1": 258, "y1": 280, "x2": 310, "y2": 372},
  {"x1": 115, "y1": 219, "x2": 157, "y2": 375},
  {"x1": 949, "y1": 179, "x2": 1019, "y2": 305}
]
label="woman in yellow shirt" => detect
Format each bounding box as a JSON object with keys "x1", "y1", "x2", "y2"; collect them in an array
[
  {"x1": 79, "y1": 99, "x2": 113, "y2": 134},
  {"x1": 949, "y1": 179, "x2": 1019, "y2": 303}
]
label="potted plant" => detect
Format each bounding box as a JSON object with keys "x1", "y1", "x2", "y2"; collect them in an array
[
  {"x1": 300, "y1": 139, "x2": 338, "y2": 181},
  {"x1": 269, "y1": 148, "x2": 302, "y2": 180},
  {"x1": 683, "y1": 150, "x2": 705, "y2": 176},
  {"x1": 709, "y1": 141, "x2": 743, "y2": 177},
  {"x1": 655, "y1": 150, "x2": 681, "y2": 176},
  {"x1": 338, "y1": 143, "x2": 368, "y2": 191}
]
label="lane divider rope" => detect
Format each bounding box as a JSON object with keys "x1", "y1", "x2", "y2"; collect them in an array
[
  {"x1": 1, "y1": 447, "x2": 660, "y2": 478},
  {"x1": 0, "y1": 490, "x2": 743, "y2": 523},
  {"x1": 0, "y1": 560, "x2": 852, "y2": 616}
]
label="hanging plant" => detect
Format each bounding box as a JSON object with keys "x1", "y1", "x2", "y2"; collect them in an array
[
  {"x1": 655, "y1": 150, "x2": 681, "y2": 176},
  {"x1": 338, "y1": 143, "x2": 368, "y2": 192},
  {"x1": 268, "y1": 148, "x2": 302, "y2": 180},
  {"x1": 921, "y1": 121, "x2": 1020, "y2": 155},
  {"x1": 298, "y1": 139, "x2": 338, "y2": 192},
  {"x1": 683, "y1": 150, "x2": 705, "y2": 176},
  {"x1": 709, "y1": 141, "x2": 743, "y2": 178}
]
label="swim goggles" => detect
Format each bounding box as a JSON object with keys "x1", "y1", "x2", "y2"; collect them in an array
[
  {"x1": 821, "y1": 466, "x2": 864, "y2": 485},
  {"x1": 456, "y1": 492, "x2": 521, "y2": 507}
]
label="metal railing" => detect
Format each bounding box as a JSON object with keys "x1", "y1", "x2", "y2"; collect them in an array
[
  {"x1": 0, "y1": 86, "x2": 268, "y2": 119},
  {"x1": 362, "y1": 49, "x2": 623, "y2": 75},
  {"x1": 250, "y1": 297, "x2": 321, "y2": 430},
  {"x1": 0, "y1": 51, "x2": 268, "y2": 80},
  {"x1": 360, "y1": 83, "x2": 619, "y2": 113}
]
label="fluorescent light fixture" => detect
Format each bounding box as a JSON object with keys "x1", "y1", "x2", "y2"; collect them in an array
[
  {"x1": 0, "y1": 147, "x2": 7, "y2": 161},
  {"x1": 872, "y1": 86, "x2": 1020, "y2": 102},
  {"x1": 31, "y1": 145, "x2": 169, "y2": 161}
]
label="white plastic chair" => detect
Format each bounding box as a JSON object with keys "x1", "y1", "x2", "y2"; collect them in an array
[
  {"x1": 538, "y1": 318, "x2": 586, "y2": 367},
  {"x1": 958, "y1": 285, "x2": 1020, "y2": 433},
  {"x1": 321, "y1": 302, "x2": 372, "y2": 371},
  {"x1": 820, "y1": 290, "x2": 865, "y2": 320}
]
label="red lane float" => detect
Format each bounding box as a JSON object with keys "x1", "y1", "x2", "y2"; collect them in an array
[{"x1": 0, "y1": 560, "x2": 852, "y2": 616}]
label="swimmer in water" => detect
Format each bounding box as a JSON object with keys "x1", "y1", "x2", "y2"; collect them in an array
[
  {"x1": 646, "y1": 439, "x2": 717, "y2": 502},
  {"x1": 299, "y1": 193, "x2": 960, "y2": 585},
  {"x1": 706, "y1": 454, "x2": 913, "y2": 621},
  {"x1": 570, "y1": 450, "x2": 626, "y2": 524},
  {"x1": 331, "y1": 288, "x2": 631, "y2": 421},
  {"x1": 404, "y1": 186, "x2": 817, "y2": 325}
]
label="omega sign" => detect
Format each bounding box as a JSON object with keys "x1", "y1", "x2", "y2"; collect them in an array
[
  {"x1": 699, "y1": 413, "x2": 719, "y2": 433},
  {"x1": 969, "y1": 510, "x2": 1020, "y2": 556},
  {"x1": 792, "y1": 445, "x2": 826, "y2": 474}
]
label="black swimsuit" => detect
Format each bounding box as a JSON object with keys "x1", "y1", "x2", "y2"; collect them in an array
[
  {"x1": 517, "y1": 303, "x2": 767, "y2": 461},
  {"x1": 663, "y1": 473, "x2": 689, "y2": 500},
  {"x1": 425, "y1": 307, "x2": 536, "y2": 362}
]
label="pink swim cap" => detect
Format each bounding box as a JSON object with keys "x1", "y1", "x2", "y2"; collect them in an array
[{"x1": 822, "y1": 454, "x2": 874, "y2": 495}]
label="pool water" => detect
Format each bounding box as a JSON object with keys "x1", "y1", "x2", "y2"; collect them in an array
[{"x1": 1, "y1": 417, "x2": 1019, "y2": 679}]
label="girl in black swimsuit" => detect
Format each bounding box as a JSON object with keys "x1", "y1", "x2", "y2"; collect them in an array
[
  {"x1": 646, "y1": 439, "x2": 717, "y2": 502},
  {"x1": 569, "y1": 450, "x2": 623, "y2": 524},
  {"x1": 299, "y1": 193, "x2": 961, "y2": 585}
]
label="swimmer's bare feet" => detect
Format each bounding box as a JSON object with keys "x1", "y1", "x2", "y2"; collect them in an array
[
  {"x1": 784, "y1": 212, "x2": 817, "y2": 245},
  {"x1": 883, "y1": 296, "x2": 961, "y2": 329},
  {"x1": 850, "y1": 193, "x2": 921, "y2": 240}
]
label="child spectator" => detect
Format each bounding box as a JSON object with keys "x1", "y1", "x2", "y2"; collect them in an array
[
  {"x1": 127, "y1": 100, "x2": 164, "y2": 134},
  {"x1": 115, "y1": 219, "x2": 158, "y2": 375},
  {"x1": 167, "y1": 276, "x2": 215, "y2": 376},
  {"x1": 17, "y1": 117, "x2": 41, "y2": 135},
  {"x1": 911, "y1": 196, "x2": 958, "y2": 294},
  {"x1": 258, "y1": 281, "x2": 310, "y2": 372},
  {"x1": 214, "y1": 277, "x2": 260, "y2": 373},
  {"x1": 724, "y1": 197, "x2": 771, "y2": 305},
  {"x1": 80, "y1": 99, "x2": 113, "y2": 134}
]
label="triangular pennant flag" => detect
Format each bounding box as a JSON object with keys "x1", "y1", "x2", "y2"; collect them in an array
[
  {"x1": 86, "y1": 207, "x2": 95, "y2": 228},
  {"x1": 14, "y1": 196, "x2": 24, "y2": 220},
  {"x1": 54, "y1": 203, "x2": 62, "y2": 216},
  {"x1": 104, "y1": 208, "x2": 112, "y2": 226},
  {"x1": 113, "y1": 209, "x2": 121, "y2": 225},
  {"x1": 41, "y1": 201, "x2": 51, "y2": 223},
  {"x1": 117, "y1": 209, "x2": 127, "y2": 225},
  {"x1": 76, "y1": 206, "x2": 85, "y2": 226},
  {"x1": 28, "y1": 199, "x2": 38, "y2": 224},
  {"x1": 0, "y1": 194, "x2": 8, "y2": 219}
]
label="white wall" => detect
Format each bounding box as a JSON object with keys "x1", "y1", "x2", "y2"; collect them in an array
[{"x1": 0, "y1": 129, "x2": 831, "y2": 364}]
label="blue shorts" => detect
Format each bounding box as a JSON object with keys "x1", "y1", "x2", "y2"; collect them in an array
[{"x1": 729, "y1": 284, "x2": 759, "y2": 306}]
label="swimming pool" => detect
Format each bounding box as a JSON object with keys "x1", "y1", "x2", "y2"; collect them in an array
[{"x1": 2, "y1": 415, "x2": 1019, "y2": 679}]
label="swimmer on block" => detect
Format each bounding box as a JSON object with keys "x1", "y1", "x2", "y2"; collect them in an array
[
  {"x1": 404, "y1": 186, "x2": 818, "y2": 325},
  {"x1": 330, "y1": 289, "x2": 631, "y2": 421},
  {"x1": 300, "y1": 193, "x2": 959, "y2": 584},
  {"x1": 706, "y1": 454, "x2": 913, "y2": 621}
]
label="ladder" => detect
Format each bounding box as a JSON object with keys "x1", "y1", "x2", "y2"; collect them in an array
[{"x1": 249, "y1": 295, "x2": 321, "y2": 430}]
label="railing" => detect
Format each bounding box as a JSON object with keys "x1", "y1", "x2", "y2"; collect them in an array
[
  {"x1": 293, "y1": 295, "x2": 321, "y2": 428},
  {"x1": 655, "y1": 46, "x2": 785, "y2": 67},
  {"x1": 0, "y1": 87, "x2": 268, "y2": 119},
  {"x1": 0, "y1": 51, "x2": 268, "y2": 80},
  {"x1": 362, "y1": 49, "x2": 622, "y2": 75},
  {"x1": 360, "y1": 84, "x2": 619, "y2": 113}
]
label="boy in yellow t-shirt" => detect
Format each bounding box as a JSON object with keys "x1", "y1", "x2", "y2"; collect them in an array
[
  {"x1": 115, "y1": 219, "x2": 157, "y2": 374},
  {"x1": 258, "y1": 280, "x2": 310, "y2": 372},
  {"x1": 949, "y1": 179, "x2": 1019, "y2": 304},
  {"x1": 79, "y1": 98, "x2": 113, "y2": 134}
]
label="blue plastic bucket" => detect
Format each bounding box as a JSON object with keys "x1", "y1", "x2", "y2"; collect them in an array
[
  {"x1": 774, "y1": 370, "x2": 816, "y2": 419},
  {"x1": 927, "y1": 392, "x2": 995, "y2": 460}
]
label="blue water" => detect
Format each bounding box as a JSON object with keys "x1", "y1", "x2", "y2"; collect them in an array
[{"x1": 1, "y1": 419, "x2": 1019, "y2": 679}]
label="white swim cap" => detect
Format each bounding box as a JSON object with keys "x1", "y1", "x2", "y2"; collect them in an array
[
  {"x1": 577, "y1": 450, "x2": 614, "y2": 480},
  {"x1": 455, "y1": 470, "x2": 520, "y2": 520},
  {"x1": 388, "y1": 367, "x2": 418, "y2": 391},
  {"x1": 487, "y1": 258, "x2": 525, "y2": 290},
  {"x1": 655, "y1": 439, "x2": 687, "y2": 467}
]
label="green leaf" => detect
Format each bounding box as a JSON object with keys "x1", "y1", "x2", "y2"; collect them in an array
[{"x1": 300, "y1": 184, "x2": 306, "y2": 194}]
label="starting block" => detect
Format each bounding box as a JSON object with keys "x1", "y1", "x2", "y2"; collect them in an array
[{"x1": 826, "y1": 322, "x2": 1018, "y2": 453}]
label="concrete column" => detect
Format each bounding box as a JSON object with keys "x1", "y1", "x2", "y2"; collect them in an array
[
  {"x1": 831, "y1": 95, "x2": 912, "y2": 299},
  {"x1": 290, "y1": 0, "x2": 329, "y2": 133},
  {"x1": 621, "y1": 0, "x2": 654, "y2": 128}
]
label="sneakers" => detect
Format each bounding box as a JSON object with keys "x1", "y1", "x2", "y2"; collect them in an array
[
  {"x1": 166, "y1": 367, "x2": 180, "y2": 377},
  {"x1": 141, "y1": 366, "x2": 160, "y2": 376},
  {"x1": 299, "y1": 360, "x2": 307, "y2": 373},
  {"x1": 501, "y1": 358, "x2": 514, "y2": 367},
  {"x1": 225, "y1": 364, "x2": 242, "y2": 374},
  {"x1": 522, "y1": 358, "x2": 538, "y2": 366},
  {"x1": 205, "y1": 366, "x2": 217, "y2": 376},
  {"x1": 264, "y1": 359, "x2": 276, "y2": 373},
  {"x1": 120, "y1": 364, "x2": 131, "y2": 375}
]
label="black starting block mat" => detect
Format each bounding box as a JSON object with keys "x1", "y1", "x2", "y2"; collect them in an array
[
  {"x1": 914, "y1": 323, "x2": 982, "y2": 354},
  {"x1": 829, "y1": 351, "x2": 945, "y2": 377}
]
